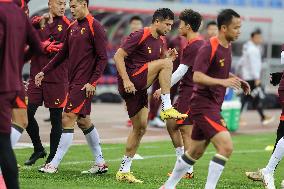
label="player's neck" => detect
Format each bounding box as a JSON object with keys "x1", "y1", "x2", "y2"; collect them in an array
[
  {"x1": 149, "y1": 26, "x2": 159, "y2": 39},
  {"x1": 187, "y1": 32, "x2": 199, "y2": 41},
  {"x1": 217, "y1": 34, "x2": 230, "y2": 48}
]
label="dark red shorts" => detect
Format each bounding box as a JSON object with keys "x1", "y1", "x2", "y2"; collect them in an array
[
  {"x1": 191, "y1": 112, "x2": 228, "y2": 141},
  {"x1": 118, "y1": 64, "x2": 149, "y2": 118},
  {"x1": 28, "y1": 80, "x2": 68, "y2": 108},
  {"x1": 0, "y1": 92, "x2": 17, "y2": 134},
  {"x1": 12, "y1": 85, "x2": 27, "y2": 109},
  {"x1": 174, "y1": 86, "x2": 193, "y2": 126},
  {"x1": 64, "y1": 84, "x2": 92, "y2": 116}
]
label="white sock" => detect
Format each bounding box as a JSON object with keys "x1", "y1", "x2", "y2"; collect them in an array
[
  {"x1": 175, "y1": 146, "x2": 184, "y2": 160},
  {"x1": 205, "y1": 154, "x2": 228, "y2": 189},
  {"x1": 119, "y1": 155, "x2": 133, "y2": 173},
  {"x1": 264, "y1": 137, "x2": 284, "y2": 174},
  {"x1": 50, "y1": 130, "x2": 73, "y2": 168},
  {"x1": 164, "y1": 154, "x2": 195, "y2": 188},
  {"x1": 188, "y1": 166, "x2": 194, "y2": 174},
  {"x1": 84, "y1": 125, "x2": 105, "y2": 165},
  {"x1": 11, "y1": 126, "x2": 23, "y2": 147},
  {"x1": 161, "y1": 94, "x2": 172, "y2": 111}
]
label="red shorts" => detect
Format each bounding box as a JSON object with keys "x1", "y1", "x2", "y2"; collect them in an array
[
  {"x1": 64, "y1": 84, "x2": 92, "y2": 117},
  {"x1": 12, "y1": 85, "x2": 27, "y2": 109},
  {"x1": 174, "y1": 86, "x2": 193, "y2": 126},
  {"x1": 28, "y1": 81, "x2": 68, "y2": 108},
  {"x1": 118, "y1": 64, "x2": 149, "y2": 118},
  {"x1": 0, "y1": 92, "x2": 17, "y2": 134},
  {"x1": 191, "y1": 112, "x2": 228, "y2": 141}
]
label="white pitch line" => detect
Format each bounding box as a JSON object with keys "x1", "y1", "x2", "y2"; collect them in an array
[{"x1": 59, "y1": 149, "x2": 268, "y2": 166}]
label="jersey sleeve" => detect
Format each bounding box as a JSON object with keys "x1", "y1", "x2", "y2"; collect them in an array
[
  {"x1": 192, "y1": 44, "x2": 211, "y2": 74},
  {"x1": 120, "y1": 30, "x2": 144, "y2": 55}
]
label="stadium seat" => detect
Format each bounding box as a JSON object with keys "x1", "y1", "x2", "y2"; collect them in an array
[
  {"x1": 250, "y1": 0, "x2": 265, "y2": 7},
  {"x1": 198, "y1": 0, "x2": 211, "y2": 4},
  {"x1": 233, "y1": 0, "x2": 246, "y2": 6},
  {"x1": 216, "y1": 0, "x2": 230, "y2": 5}
]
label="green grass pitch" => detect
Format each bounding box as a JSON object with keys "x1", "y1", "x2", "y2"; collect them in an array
[{"x1": 15, "y1": 133, "x2": 283, "y2": 189}]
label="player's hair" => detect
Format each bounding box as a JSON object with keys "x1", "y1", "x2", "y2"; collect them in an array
[
  {"x1": 206, "y1": 20, "x2": 217, "y2": 28},
  {"x1": 152, "y1": 8, "x2": 174, "y2": 23},
  {"x1": 70, "y1": 0, "x2": 89, "y2": 6},
  {"x1": 179, "y1": 9, "x2": 202, "y2": 32},
  {"x1": 251, "y1": 28, "x2": 262, "y2": 38},
  {"x1": 217, "y1": 9, "x2": 240, "y2": 30},
  {"x1": 129, "y1": 15, "x2": 143, "y2": 24}
]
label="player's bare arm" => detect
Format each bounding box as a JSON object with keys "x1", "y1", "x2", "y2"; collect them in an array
[{"x1": 193, "y1": 71, "x2": 241, "y2": 90}]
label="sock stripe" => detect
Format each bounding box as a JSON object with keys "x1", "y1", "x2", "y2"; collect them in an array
[
  {"x1": 83, "y1": 125, "x2": 94, "y2": 135},
  {"x1": 62, "y1": 129, "x2": 74, "y2": 133},
  {"x1": 181, "y1": 154, "x2": 196, "y2": 166},
  {"x1": 212, "y1": 155, "x2": 227, "y2": 166},
  {"x1": 12, "y1": 123, "x2": 24, "y2": 133}
]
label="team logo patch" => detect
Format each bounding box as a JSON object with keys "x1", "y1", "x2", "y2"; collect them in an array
[
  {"x1": 147, "y1": 47, "x2": 152, "y2": 54},
  {"x1": 55, "y1": 99, "x2": 61, "y2": 105},
  {"x1": 81, "y1": 28, "x2": 86, "y2": 35},
  {"x1": 58, "y1": 25, "x2": 63, "y2": 32},
  {"x1": 67, "y1": 102, "x2": 73, "y2": 110},
  {"x1": 220, "y1": 59, "x2": 225, "y2": 67}
]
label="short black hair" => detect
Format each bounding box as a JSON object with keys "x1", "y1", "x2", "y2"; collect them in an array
[
  {"x1": 179, "y1": 9, "x2": 202, "y2": 32},
  {"x1": 152, "y1": 8, "x2": 174, "y2": 23},
  {"x1": 129, "y1": 15, "x2": 143, "y2": 24},
  {"x1": 251, "y1": 28, "x2": 262, "y2": 38},
  {"x1": 206, "y1": 20, "x2": 217, "y2": 28},
  {"x1": 217, "y1": 9, "x2": 240, "y2": 30}
]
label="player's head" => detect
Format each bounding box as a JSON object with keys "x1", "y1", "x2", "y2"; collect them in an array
[
  {"x1": 69, "y1": 0, "x2": 89, "y2": 20},
  {"x1": 152, "y1": 8, "x2": 174, "y2": 36},
  {"x1": 48, "y1": 0, "x2": 66, "y2": 17},
  {"x1": 217, "y1": 9, "x2": 241, "y2": 42},
  {"x1": 178, "y1": 9, "x2": 202, "y2": 37},
  {"x1": 129, "y1": 15, "x2": 143, "y2": 33},
  {"x1": 251, "y1": 29, "x2": 263, "y2": 45},
  {"x1": 206, "y1": 20, "x2": 218, "y2": 38}
]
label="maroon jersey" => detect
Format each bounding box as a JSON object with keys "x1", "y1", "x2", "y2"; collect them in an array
[
  {"x1": 167, "y1": 36, "x2": 187, "y2": 71},
  {"x1": 121, "y1": 27, "x2": 164, "y2": 71},
  {"x1": 0, "y1": 1, "x2": 42, "y2": 92},
  {"x1": 179, "y1": 36, "x2": 204, "y2": 89},
  {"x1": 42, "y1": 14, "x2": 108, "y2": 86},
  {"x1": 30, "y1": 16, "x2": 71, "y2": 83},
  {"x1": 190, "y1": 37, "x2": 232, "y2": 114}
]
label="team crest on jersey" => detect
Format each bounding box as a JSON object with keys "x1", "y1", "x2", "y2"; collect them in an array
[
  {"x1": 219, "y1": 59, "x2": 225, "y2": 67},
  {"x1": 147, "y1": 47, "x2": 152, "y2": 54},
  {"x1": 81, "y1": 28, "x2": 86, "y2": 35},
  {"x1": 58, "y1": 25, "x2": 63, "y2": 32},
  {"x1": 67, "y1": 102, "x2": 73, "y2": 110},
  {"x1": 55, "y1": 99, "x2": 61, "y2": 105}
]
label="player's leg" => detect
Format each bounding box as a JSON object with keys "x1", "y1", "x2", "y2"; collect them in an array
[
  {"x1": 77, "y1": 115, "x2": 108, "y2": 174},
  {"x1": 147, "y1": 59, "x2": 187, "y2": 120},
  {"x1": 25, "y1": 103, "x2": 47, "y2": 165},
  {"x1": 25, "y1": 82, "x2": 46, "y2": 165},
  {"x1": 167, "y1": 119, "x2": 183, "y2": 160},
  {"x1": 116, "y1": 107, "x2": 148, "y2": 183},
  {"x1": 45, "y1": 107, "x2": 63, "y2": 164},
  {"x1": 39, "y1": 112, "x2": 77, "y2": 173},
  {"x1": 205, "y1": 131, "x2": 233, "y2": 189},
  {"x1": 162, "y1": 139, "x2": 208, "y2": 189},
  {"x1": 11, "y1": 108, "x2": 28, "y2": 147}
]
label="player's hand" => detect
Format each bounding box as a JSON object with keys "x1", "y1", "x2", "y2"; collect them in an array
[
  {"x1": 222, "y1": 77, "x2": 241, "y2": 90},
  {"x1": 153, "y1": 88, "x2": 161, "y2": 99},
  {"x1": 165, "y1": 48, "x2": 178, "y2": 61},
  {"x1": 81, "y1": 83, "x2": 96, "y2": 98},
  {"x1": 46, "y1": 42, "x2": 63, "y2": 53},
  {"x1": 35, "y1": 72, "x2": 44, "y2": 87},
  {"x1": 255, "y1": 79, "x2": 261, "y2": 87},
  {"x1": 123, "y1": 79, "x2": 136, "y2": 94},
  {"x1": 240, "y1": 80, "x2": 251, "y2": 95}
]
